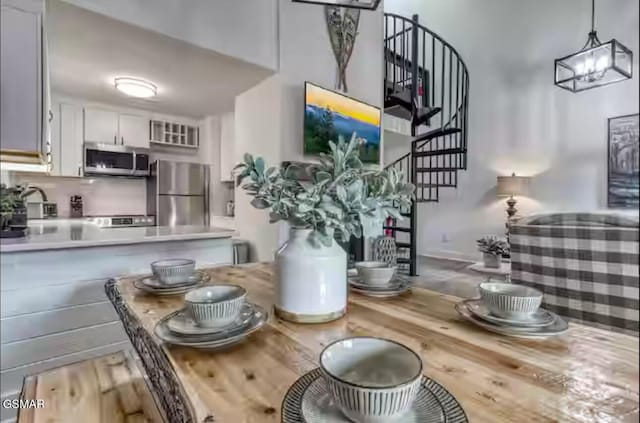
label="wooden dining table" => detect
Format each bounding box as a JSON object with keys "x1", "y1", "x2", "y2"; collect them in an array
[{"x1": 106, "y1": 263, "x2": 639, "y2": 423}]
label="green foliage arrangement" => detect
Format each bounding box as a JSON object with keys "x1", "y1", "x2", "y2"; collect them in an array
[
  {"x1": 476, "y1": 235, "x2": 510, "y2": 257},
  {"x1": 235, "y1": 134, "x2": 415, "y2": 247},
  {"x1": 0, "y1": 184, "x2": 21, "y2": 229}
]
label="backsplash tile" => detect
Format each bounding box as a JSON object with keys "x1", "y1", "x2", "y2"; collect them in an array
[{"x1": 12, "y1": 174, "x2": 147, "y2": 217}]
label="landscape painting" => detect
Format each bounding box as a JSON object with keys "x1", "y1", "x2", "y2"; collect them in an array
[
  {"x1": 608, "y1": 113, "x2": 639, "y2": 209},
  {"x1": 304, "y1": 82, "x2": 381, "y2": 164}
]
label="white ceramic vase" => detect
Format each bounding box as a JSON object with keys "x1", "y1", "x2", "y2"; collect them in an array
[{"x1": 275, "y1": 228, "x2": 347, "y2": 323}]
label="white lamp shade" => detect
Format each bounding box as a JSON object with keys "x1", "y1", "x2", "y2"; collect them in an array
[{"x1": 496, "y1": 174, "x2": 530, "y2": 197}]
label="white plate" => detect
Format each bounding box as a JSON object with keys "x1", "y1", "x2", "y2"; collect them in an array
[
  {"x1": 349, "y1": 284, "x2": 411, "y2": 298},
  {"x1": 463, "y1": 299, "x2": 555, "y2": 328},
  {"x1": 140, "y1": 271, "x2": 205, "y2": 289},
  {"x1": 154, "y1": 303, "x2": 268, "y2": 349},
  {"x1": 282, "y1": 368, "x2": 468, "y2": 423},
  {"x1": 167, "y1": 303, "x2": 254, "y2": 336},
  {"x1": 133, "y1": 272, "x2": 209, "y2": 296},
  {"x1": 455, "y1": 303, "x2": 569, "y2": 339},
  {"x1": 348, "y1": 275, "x2": 409, "y2": 291}
]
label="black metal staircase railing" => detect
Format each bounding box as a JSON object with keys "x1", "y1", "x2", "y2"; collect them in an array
[{"x1": 383, "y1": 13, "x2": 470, "y2": 276}]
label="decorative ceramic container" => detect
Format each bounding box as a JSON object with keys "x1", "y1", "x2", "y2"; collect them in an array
[
  {"x1": 355, "y1": 261, "x2": 396, "y2": 286},
  {"x1": 319, "y1": 337, "x2": 423, "y2": 423},
  {"x1": 479, "y1": 282, "x2": 543, "y2": 320},
  {"x1": 151, "y1": 258, "x2": 196, "y2": 285},
  {"x1": 275, "y1": 228, "x2": 347, "y2": 323},
  {"x1": 482, "y1": 253, "x2": 501, "y2": 269},
  {"x1": 184, "y1": 285, "x2": 247, "y2": 328}
]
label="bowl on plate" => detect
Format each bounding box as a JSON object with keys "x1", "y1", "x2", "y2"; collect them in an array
[
  {"x1": 479, "y1": 282, "x2": 543, "y2": 320},
  {"x1": 319, "y1": 336, "x2": 422, "y2": 423},
  {"x1": 355, "y1": 261, "x2": 396, "y2": 286},
  {"x1": 151, "y1": 259, "x2": 195, "y2": 285},
  {"x1": 184, "y1": 285, "x2": 247, "y2": 328}
]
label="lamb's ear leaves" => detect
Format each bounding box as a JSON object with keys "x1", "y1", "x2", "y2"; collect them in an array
[
  {"x1": 243, "y1": 153, "x2": 254, "y2": 165},
  {"x1": 254, "y1": 157, "x2": 265, "y2": 175}
]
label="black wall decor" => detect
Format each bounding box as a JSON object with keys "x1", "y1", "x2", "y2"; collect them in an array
[
  {"x1": 293, "y1": 0, "x2": 381, "y2": 11},
  {"x1": 608, "y1": 113, "x2": 639, "y2": 208}
]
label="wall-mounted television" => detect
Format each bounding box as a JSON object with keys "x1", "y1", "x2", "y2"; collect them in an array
[{"x1": 304, "y1": 82, "x2": 381, "y2": 164}]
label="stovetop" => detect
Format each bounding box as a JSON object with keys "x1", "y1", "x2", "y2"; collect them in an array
[{"x1": 84, "y1": 215, "x2": 155, "y2": 228}]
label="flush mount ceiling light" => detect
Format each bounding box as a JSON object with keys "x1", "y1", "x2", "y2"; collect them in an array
[
  {"x1": 114, "y1": 77, "x2": 157, "y2": 98},
  {"x1": 555, "y1": 0, "x2": 633, "y2": 93},
  {"x1": 292, "y1": 0, "x2": 381, "y2": 10}
]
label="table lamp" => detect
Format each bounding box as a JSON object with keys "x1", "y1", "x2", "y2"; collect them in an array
[{"x1": 496, "y1": 173, "x2": 531, "y2": 235}]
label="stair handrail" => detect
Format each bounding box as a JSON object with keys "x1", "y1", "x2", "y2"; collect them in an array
[
  {"x1": 384, "y1": 13, "x2": 470, "y2": 78},
  {"x1": 384, "y1": 13, "x2": 470, "y2": 156}
]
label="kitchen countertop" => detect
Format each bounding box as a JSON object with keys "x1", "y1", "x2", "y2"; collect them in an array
[{"x1": 0, "y1": 219, "x2": 236, "y2": 253}]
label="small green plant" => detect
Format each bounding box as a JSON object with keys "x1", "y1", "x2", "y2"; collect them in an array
[
  {"x1": 0, "y1": 184, "x2": 21, "y2": 229},
  {"x1": 477, "y1": 235, "x2": 510, "y2": 257},
  {"x1": 235, "y1": 134, "x2": 415, "y2": 247}
]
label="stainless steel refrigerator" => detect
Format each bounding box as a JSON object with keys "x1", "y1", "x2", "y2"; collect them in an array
[{"x1": 147, "y1": 160, "x2": 210, "y2": 226}]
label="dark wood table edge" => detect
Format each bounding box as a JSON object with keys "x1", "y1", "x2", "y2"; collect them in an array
[{"x1": 105, "y1": 278, "x2": 196, "y2": 423}]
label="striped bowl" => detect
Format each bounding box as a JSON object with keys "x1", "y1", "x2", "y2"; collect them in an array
[
  {"x1": 184, "y1": 285, "x2": 247, "y2": 328},
  {"x1": 479, "y1": 282, "x2": 543, "y2": 320},
  {"x1": 319, "y1": 337, "x2": 422, "y2": 423},
  {"x1": 151, "y1": 259, "x2": 195, "y2": 285}
]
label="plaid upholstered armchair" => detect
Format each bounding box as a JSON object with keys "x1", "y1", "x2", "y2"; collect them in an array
[{"x1": 510, "y1": 213, "x2": 639, "y2": 336}]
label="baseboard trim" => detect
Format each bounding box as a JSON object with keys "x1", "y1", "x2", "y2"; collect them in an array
[{"x1": 419, "y1": 252, "x2": 476, "y2": 264}]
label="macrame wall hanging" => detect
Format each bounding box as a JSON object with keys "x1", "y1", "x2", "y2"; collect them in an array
[{"x1": 324, "y1": 6, "x2": 360, "y2": 93}]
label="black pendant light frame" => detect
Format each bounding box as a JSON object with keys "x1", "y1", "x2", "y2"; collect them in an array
[
  {"x1": 292, "y1": 0, "x2": 382, "y2": 10},
  {"x1": 554, "y1": 0, "x2": 633, "y2": 93}
]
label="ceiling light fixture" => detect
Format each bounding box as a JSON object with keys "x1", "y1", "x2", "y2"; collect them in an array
[
  {"x1": 554, "y1": 0, "x2": 633, "y2": 92},
  {"x1": 114, "y1": 77, "x2": 157, "y2": 98}
]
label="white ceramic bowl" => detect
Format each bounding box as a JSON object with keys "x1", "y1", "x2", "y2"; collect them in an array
[
  {"x1": 355, "y1": 262, "x2": 396, "y2": 286},
  {"x1": 320, "y1": 337, "x2": 422, "y2": 423},
  {"x1": 479, "y1": 282, "x2": 543, "y2": 320},
  {"x1": 151, "y1": 259, "x2": 195, "y2": 285},
  {"x1": 184, "y1": 285, "x2": 247, "y2": 328}
]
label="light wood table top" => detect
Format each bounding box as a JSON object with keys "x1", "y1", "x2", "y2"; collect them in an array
[{"x1": 113, "y1": 263, "x2": 639, "y2": 423}]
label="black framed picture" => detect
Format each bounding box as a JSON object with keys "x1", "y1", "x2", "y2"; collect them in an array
[{"x1": 608, "y1": 113, "x2": 639, "y2": 208}]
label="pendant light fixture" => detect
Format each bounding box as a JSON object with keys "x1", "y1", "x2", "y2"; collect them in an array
[
  {"x1": 292, "y1": 0, "x2": 381, "y2": 10},
  {"x1": 555, "y1": 0, "x2": 633, "y2": 92}
]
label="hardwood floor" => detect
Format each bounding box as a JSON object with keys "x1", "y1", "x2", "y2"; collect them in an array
[{"x1": 407, "y1": 256, "x2": 485, "y2": 298}]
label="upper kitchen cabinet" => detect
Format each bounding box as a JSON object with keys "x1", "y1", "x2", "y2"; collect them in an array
[
  {"x1": 84, "y1": 108, "x2": 149, "y2": 148},
  {"x1": 83, "y1": 108, "x2": 118, "y2": 144},
  {"x1": 117, "y1": 113, "x2": 148, "y2": 148},
  {"x1": 50, "y1": 102, "x2": 84, "y2": 177},
  {"x1": 220, "y1": 112, "x2": 235, "y2": 182},
  {"x1": 0, "y1": 0, "x2": 49, "y2": 170}
]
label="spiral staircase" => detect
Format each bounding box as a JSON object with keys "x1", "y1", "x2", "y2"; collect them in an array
[{"x1": 382, "y1": 14, "x2": 470, "y2": 276}]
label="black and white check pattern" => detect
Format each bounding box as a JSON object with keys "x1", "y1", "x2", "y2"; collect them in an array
[{"x1": 510, "y1": 213, "x2": 639, "y2": 336}]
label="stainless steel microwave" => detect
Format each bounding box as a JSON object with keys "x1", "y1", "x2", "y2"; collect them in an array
[{"x1": 83, "y1": 142, "x2": 150, "y2": 177}]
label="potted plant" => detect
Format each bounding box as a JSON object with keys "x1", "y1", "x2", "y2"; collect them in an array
[
  {"x1": 1, "y1": 184, "x2": 20, "y2": 231},
  {"x1": 236, "y1": 135, "x2": 414, "y2": 323},
  {"x1": 476, "y1": 236, "x2": 510, "y2": 268}
]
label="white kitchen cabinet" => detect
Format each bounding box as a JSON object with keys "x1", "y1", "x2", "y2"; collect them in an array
[
  {"x1": 84, "y1": 107, "x2": 118, "y2": 144},
  {"x1": 58, "y1": 103, "x2": 84, "y2": 177},
  {"x1": 220, "y1": 112, "x2": 235, "y2": 182},
  {"x1": 119, "y1": 113, "x2": 149, "y2": 148},
  {"x1": 0, "y1": 0, "x2": 47, "y2": 164},
  {"x1": 84, "y1": 108, "x2": 149, "y2": 148}
]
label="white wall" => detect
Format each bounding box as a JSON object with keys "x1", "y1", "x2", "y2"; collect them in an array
[
  {"x1": 234, "y1": 76, "x2": 283, "y2": 261},
  {"x1": 234, "y1": 0, "x2": 384, "y2": 261},
  {"x1": 385, "y1": 0, "x2": 640, "y2": 260},
  {"x1": 59, "y1": 0, "x2": 279, "y2": 71}
]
